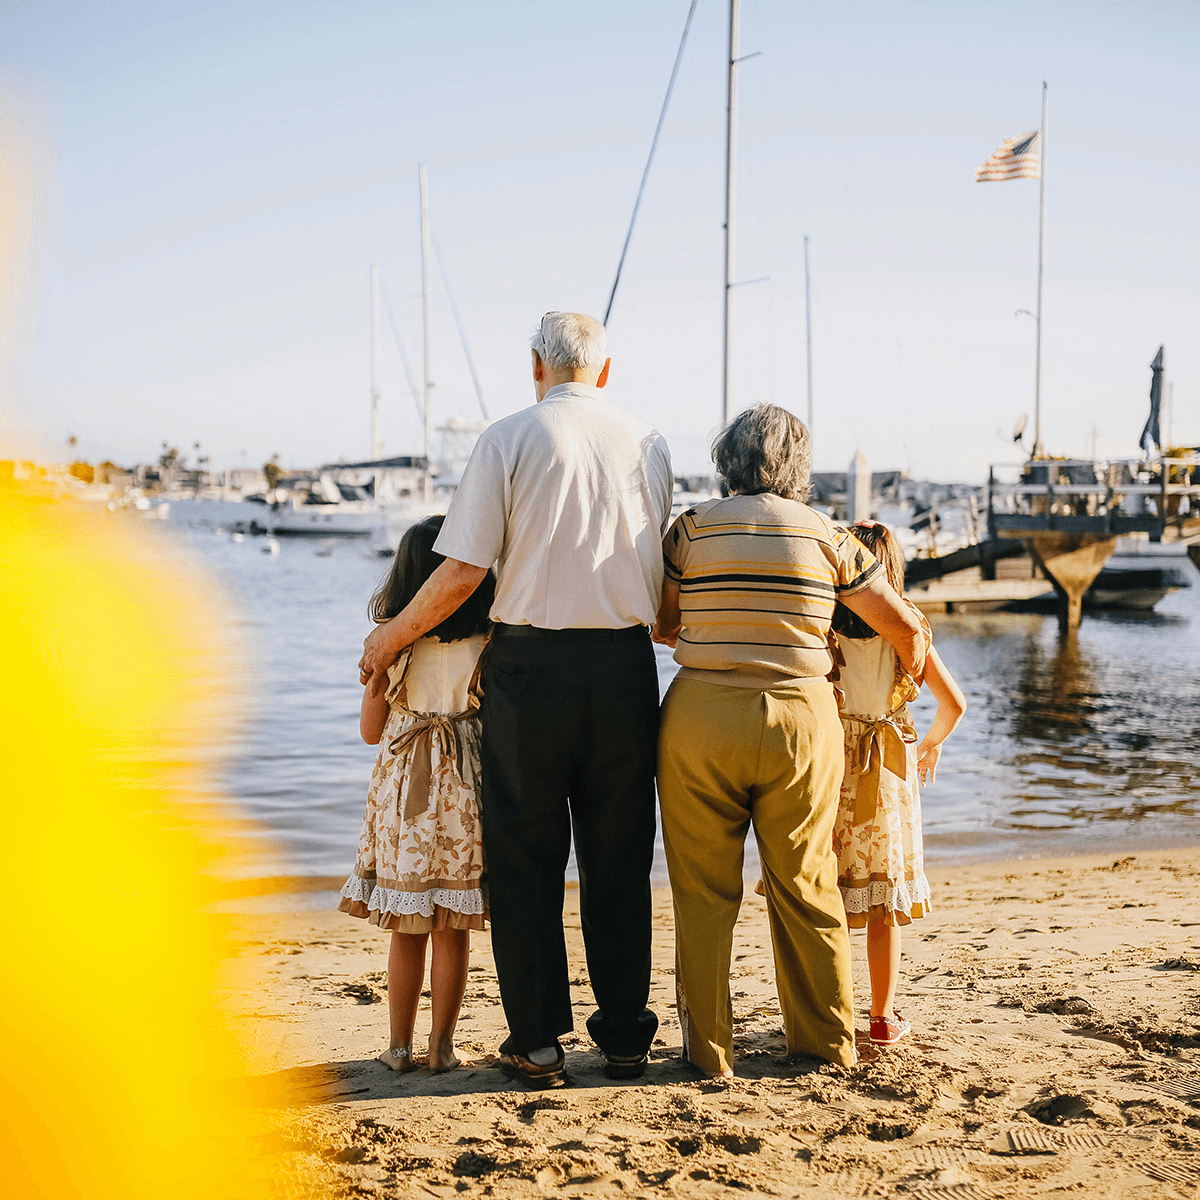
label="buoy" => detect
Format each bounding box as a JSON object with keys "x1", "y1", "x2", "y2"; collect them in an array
[
  {"x1": 263, "y1": 538, "x2": 280, "y2": 555},
  {"x1": 230, "y1": 532, "x2": 244, "y2": 543}
]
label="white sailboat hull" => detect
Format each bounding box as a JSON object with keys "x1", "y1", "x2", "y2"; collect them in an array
[
  {"x1": 267, "y1": 497, "x2": 446, "y2": 541},
  {"x1": 267, "y1": 503, "x2": 378, "y2": 537}
]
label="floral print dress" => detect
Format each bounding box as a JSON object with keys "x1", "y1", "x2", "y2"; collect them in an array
[
  {"x1": 338, "y1": 634, "x2": 488, "y2": 933},
  {"x1": 831, "y1": 602, "x2": 934, "y2": 928}
]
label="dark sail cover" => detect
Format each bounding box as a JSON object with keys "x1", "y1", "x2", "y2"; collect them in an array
[{"x1": 1140, "y1": 345, "x2": 1164, "y2": 455}]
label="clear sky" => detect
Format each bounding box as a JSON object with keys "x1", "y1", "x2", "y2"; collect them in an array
[{"x1": 2, "y1": 0, "x2": 1197, "y2": 479}]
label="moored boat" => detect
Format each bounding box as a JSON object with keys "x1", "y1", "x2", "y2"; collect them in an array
[{"x1": 1084, "y1": 564, "x2": 1192, "y2": 611}]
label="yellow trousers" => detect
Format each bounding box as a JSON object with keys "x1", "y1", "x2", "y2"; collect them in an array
[{"x1": 658, "y1": 675, "x2": 856, "y2": 1074}]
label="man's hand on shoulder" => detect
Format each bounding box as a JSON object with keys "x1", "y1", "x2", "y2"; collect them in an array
[
  {"x1": 359, "y1": 622, "x2": 406, "y2": 698},
  {"x1": 357, "y1": 559, "x2": 490, "y2": 696}
]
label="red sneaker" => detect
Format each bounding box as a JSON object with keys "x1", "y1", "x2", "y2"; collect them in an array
[{"x1": 869, "y1": 1012, "x2": 911, "y2": 1046}]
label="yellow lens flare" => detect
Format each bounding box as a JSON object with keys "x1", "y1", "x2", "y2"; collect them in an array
[{"x1": 0, "y1": 489, "x2": 298, "y2": 1199}]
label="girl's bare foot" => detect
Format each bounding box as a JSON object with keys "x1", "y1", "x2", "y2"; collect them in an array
[
  {"x1": 428, "y1": 1041, "x2": 461, "y2": 1073},
  {"x1": 378, "y1": 1045, "x2": 416, "y2": 1072}
]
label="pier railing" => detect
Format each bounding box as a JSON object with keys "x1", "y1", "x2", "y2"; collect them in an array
[{"x1": 986, "y1": 456, "x2": 1200, "y2": 539}]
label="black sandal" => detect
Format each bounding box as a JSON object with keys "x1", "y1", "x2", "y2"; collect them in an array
[{"x1": 603, "y1": 1052, "x2": 648, "y2": 1080}]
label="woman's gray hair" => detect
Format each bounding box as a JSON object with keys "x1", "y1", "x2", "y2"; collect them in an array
[
  {"x1": 530, "y1": 311, "x2": 607, "y2": 372},
  {"x1": 711, "y1": 404, "x2": 813, "y2": 502}
]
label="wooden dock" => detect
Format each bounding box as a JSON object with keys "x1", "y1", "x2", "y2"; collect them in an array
[
  {"x1": 908, "y1": 576, "x2": 1051, "y2": 613},
  {"x1": 907, "y1": 550, "x2": 1051, "y2": 613},
  {"x1": 906, "y1": 552, "x2": 1193, "y2": 615}
]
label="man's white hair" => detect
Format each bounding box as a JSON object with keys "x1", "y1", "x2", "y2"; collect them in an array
[{"x1": 530, "y1": 311, "x2": 608, "y2": 372}]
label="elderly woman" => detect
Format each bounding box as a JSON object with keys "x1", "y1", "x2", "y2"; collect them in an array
[{"x1": 653, "y1": 405, "x2": 926, "y2": 1077}]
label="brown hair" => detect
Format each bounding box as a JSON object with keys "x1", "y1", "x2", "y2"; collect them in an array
[
  {"x1": 369, "y1": 515, "x2": 495, "y2": 642},
  {"x1": 832, "y1": 522, "x2": 905, "y2": 640}
]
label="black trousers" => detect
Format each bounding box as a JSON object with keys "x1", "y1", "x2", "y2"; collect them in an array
[{"x1": 479, "y1": 624, "x2": 660, "y2": 1058}]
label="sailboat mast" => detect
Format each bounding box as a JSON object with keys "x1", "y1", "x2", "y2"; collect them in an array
[
  {"x1": 1033, "y1": 81, "x2": 1048, "y2": 458},
  {"x1": 370, "y1": 265, "x2": 383, "y2": 461},
  {"x1": 803, "y1": 234, "x2": 813, "y2": 438},
  {"x1": 419, "y1": 164, "x2": 433, "y2": 501},
  {"x1": 722, "y1": 0, "x2": 740, "y2": 427}
]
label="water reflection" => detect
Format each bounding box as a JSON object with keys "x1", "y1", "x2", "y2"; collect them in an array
[
  {"x1": 916, "y1": 577, "x2": 1200, "y2": 857},
  {"x1": 1011, "y1": 628, "x2": 1099, "y2": 740}
]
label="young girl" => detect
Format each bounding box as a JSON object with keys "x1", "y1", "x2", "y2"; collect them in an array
[
  {"x1": 338, "y1": 515, "x2": 495, "y2": 1073},
  {"x1": 830, "y1": 521, "x2": 966, "y2": 1047}
]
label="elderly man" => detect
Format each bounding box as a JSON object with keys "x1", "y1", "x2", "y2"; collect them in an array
[{"x1": 359, "y1": 311, "x2": 672, "y2": 1088}]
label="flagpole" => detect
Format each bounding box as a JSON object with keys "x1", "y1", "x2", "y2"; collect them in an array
[
  {"x1": 419, "y1": 163, "x2": 433, "y2": 502},
  {"x1": 803, "y1": 234, "x2": 813, "y2": 438},
  {"x1": 1033, "y1": 81, "x2": 1048, "y2": 458}
]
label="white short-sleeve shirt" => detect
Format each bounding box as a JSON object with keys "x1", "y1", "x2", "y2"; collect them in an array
[{"x1": 433, "y1": 383, "x2": 673, "y2": 629}]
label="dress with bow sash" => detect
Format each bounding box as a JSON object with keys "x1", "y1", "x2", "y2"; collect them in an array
[
  {"x1": 338, "y1": 634, "x2": 489, "y2": 933},
  {"x1": 831, "y1": 601, "x2": 934, "y2": 928}
]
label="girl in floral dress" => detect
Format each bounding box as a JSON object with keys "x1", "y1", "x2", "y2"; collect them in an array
[
  {"x1": 338, "y1": 515, "x2": 495, "y2": 1073},
  {"x1": 831, "y1": 522, "x2": 966, "y2": 1046}
]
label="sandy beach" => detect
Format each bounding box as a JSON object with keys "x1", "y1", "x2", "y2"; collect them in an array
[{"x1": 230, "y1": 849, "x2": 1200, "y2": 1198}]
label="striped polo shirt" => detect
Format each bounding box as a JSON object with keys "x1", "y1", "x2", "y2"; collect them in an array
[{"x1": 662, "y1": 493, "x2": 881, "y2": 687}]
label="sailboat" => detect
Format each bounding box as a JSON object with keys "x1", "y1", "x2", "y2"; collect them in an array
[{"x1": 268, "y1": 166, "x2": 488, "y2": 544}]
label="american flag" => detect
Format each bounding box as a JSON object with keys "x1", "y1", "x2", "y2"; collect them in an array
[{"x1": 975, "y1": 131, "x2": 1040, "y2": 182}]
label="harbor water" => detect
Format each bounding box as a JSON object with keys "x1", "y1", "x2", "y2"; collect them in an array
[{"x1": 168, "y1": 504, "x2": 1200, "y2": 885}]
